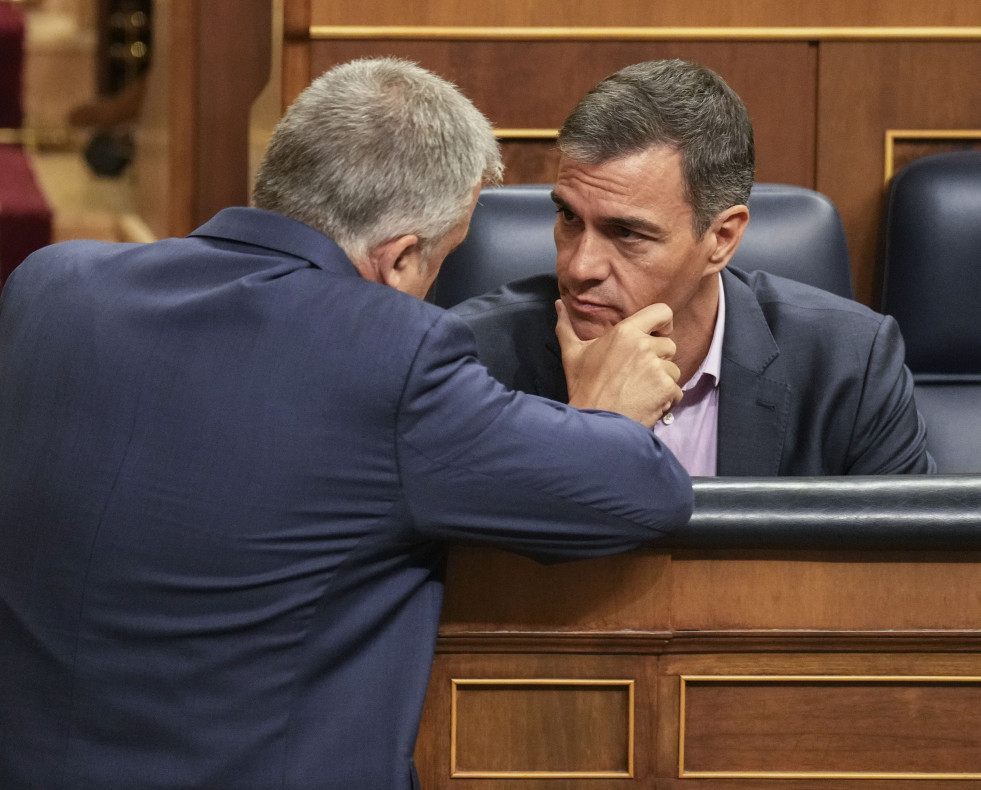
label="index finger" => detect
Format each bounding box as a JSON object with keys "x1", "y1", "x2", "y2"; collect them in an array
[{"x1": 618, "y1": 302, "x2": 674, "y2": 337}]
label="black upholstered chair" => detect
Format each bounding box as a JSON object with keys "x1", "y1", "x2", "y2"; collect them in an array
[
  {"x1": 431, "y1": 182, "x2": 853, "y2": 308},
  {"x1": 881, "y1": 151, "x2": 981, "y2": 473}
]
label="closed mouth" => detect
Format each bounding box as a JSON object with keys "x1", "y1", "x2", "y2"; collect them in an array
[{"x1": 566, "y1": 294, "x2": 613, "y2": 315}]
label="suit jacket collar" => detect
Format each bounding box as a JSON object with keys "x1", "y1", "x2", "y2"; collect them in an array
[
  {"x1": 190, "y1": 207, "x2": 359, "y2": 278},
  {"x1": 716, "y1": 267, "x2": 791, "y2": 476}
]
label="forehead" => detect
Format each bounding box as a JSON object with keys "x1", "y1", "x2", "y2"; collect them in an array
[{"x1": 553, "y1": 146, "x2": 691, "y2": 219}]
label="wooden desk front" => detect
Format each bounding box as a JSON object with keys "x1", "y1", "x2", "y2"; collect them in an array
[{"x1": 415, "y1": 477, "x2": 981, "y2": 789}]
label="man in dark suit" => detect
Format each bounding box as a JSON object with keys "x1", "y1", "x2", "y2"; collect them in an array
[
  {"x1": 452, "y1": 59, "x2": 933, "y2": 476},
  {"x1": 0, "y1": 59, "x2": 693, "y2": 790}
]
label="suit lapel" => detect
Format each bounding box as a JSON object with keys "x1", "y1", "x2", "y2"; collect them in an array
[
  {"x1": 716, "y1": 269, "x2": 791, "y2": 476},
  {"x1": 532, "y1": 269, "x2": 792, "y2": 473}
]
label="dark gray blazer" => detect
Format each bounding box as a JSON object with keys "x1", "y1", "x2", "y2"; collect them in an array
[{"x1": 451, "y1": 268, "x2": 934, "y2": 475}]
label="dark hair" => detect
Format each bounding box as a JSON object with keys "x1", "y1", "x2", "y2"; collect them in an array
[{"x1": 558, "y1": 59, "x2": 755, "y2": 237}]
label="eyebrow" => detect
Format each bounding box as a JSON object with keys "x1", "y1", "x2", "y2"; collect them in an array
[{"x1": 551, "y1": 191, "x2": 666, "y2": 237}]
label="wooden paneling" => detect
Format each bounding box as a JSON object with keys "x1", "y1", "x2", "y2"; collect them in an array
[
  {"x1": 499, "y1": 140, "x2": 560, "y2": 186},
  {"x1": 417, "y1": 653, "x2": 660, "y2": 790},
  {"x1": 135, "y1": 0, "x2": 194, "y2": 238},
  {"x1": 658, "y1": 652, "x2": 981, "y2": 790},
  {"x1": 669, "y1": 549, "x2": 981, "y2": 631},
  {"x1": 310, "y1": 0, "x2": 981, "y2": 27},
  {"x1": 308, "y1": 39, "x2": 816, "y2": 189},
  {"x1": 439, "y1": 548, "x2": 674, "y2": 633},
  {"x1": 193, "y1": 0, "x2": 270, "y2": 225},
  {"x1": 816, "y1": 42, "x2": 981, "y2": 306},
  {"x1": 418, "y1": 547, "x2": 981, "y2": 789},
  {"x1": 281, "y1": 0, "x2": 310, "y2": 109},
  {"x1": 135, "y1": 0, "x2": 271, "y2": 238},
  {"x1": 452, "y1": 680, "x2": 633, "y2": 777},
  {"x1": 888, "y1": 134, "x2": 981, "y2": 183},
  {"x1": 440, "y1": 548, "x2": 981, "y2": 634},
  {"x1": 681, "y1": 676, "x2": 981, "y2": 778}
]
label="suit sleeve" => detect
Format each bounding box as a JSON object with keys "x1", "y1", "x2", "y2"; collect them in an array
[
  {"x1": 394, "y1": 311, "x2": 693, "y2": 562},
  {"x1": 847, "y1": 314, "x2": 935, "y2": 474}
]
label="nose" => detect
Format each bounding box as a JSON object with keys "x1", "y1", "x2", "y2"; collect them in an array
[{"x1": 555, "y1": 227, "x2": 611, "y2": 284}]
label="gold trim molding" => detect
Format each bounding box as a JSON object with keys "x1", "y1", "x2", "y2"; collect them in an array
[
  {"x1": 680, "y1": 674, "x2": 981, "y2": 781},
  {"x1": 0, "y1": 128, "x2": 36, "y2": 147},
  {"x1": 885, "y1": 129, "x2": 981, "y2": 182},
  {"x1": 309, "y1": 25, "x2": 981, "y2": 42},
  {"x1": 0, "y1": 127, "x2": 73, "y2": 150},
  {"x1": 451, "y1": 678, "x2": 635, "y2": 779},
  {"x1": 493, "y1": 128, "x2": 558, "y2": 140}
]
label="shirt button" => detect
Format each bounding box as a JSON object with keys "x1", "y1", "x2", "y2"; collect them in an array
[{"x1": 662, "y1": 413, "x2": 674, "y2": 425}]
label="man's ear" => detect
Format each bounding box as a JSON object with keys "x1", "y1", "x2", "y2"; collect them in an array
[
  {"x1": 705, "y1": 204, "x2": 750, "y2": 274},
  {"x1": 363, "y1": 234, "x2": 422, "y2": 289}
]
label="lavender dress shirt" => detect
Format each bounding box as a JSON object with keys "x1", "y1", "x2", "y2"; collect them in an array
[{"x1": 653, "y1": 276, "x2": 725, "y2": 476}]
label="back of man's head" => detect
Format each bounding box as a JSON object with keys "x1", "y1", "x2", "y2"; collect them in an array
[
  {"x1": 253, "y1": 58, "x2": 503, "y2": 263},
  {"x1": 558, "y1": 59, "x2": 755, "y2": 237}
]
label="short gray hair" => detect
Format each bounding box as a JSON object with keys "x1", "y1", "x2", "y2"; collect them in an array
[
  {"x1": 253, "y1": 57, "x2": 503, "y2": 262},
  {"x1": 558, "y1": 59, "x2": 755, "y2": 237}
]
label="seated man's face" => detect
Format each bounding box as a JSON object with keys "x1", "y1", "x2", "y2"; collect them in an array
[{"x1": 551, "y1": 145, "x2": 720, "y2": 341}]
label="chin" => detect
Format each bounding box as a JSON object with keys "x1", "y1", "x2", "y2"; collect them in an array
[{"x1": 571, "y1": 319, "x2": 609, "y2": 342}]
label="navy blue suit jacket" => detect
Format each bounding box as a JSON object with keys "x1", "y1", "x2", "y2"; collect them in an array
[
  {"x1": 0, "y1": 208, "x2": 692, "y2": 789},
  {"x1": 451, "y1": 270, "x2": 933, "y2": 475}
]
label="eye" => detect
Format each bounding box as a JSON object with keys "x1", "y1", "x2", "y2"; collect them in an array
[
  {"x1": 555, "y1": 206, "x2": 577, "y2": 223},
  {"x1": 609, "y1": 223, "x2": 655, "y2": 245}
]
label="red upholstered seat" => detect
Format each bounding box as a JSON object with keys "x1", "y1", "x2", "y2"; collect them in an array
[{"x1": 0, "y1": 144, "x2": 53, "y2": 286}]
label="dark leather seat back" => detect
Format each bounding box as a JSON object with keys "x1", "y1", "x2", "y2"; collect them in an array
[
  {"x1": 432, "y1": 185, "x2": 557, "y2": 309},
  {"x1": 731, "y1": 183, "x2": 853, "y2": 298},
  {"x1": 881, "y1": 152, "x2": 981, "y2": 375},
  {"x1": 881, "y1": 151, "x2": 981, "y2": 473},
  {"x1": 432, "y1": 182, "x2": 853, "y2": 308}
]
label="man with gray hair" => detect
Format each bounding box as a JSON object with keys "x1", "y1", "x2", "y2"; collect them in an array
[
  {"x1": 454, "y1": 59, "x2": 933, "y2": 475},
  {"x1": 0, "y1": 58, "x2": 692, "y2": 789}
]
